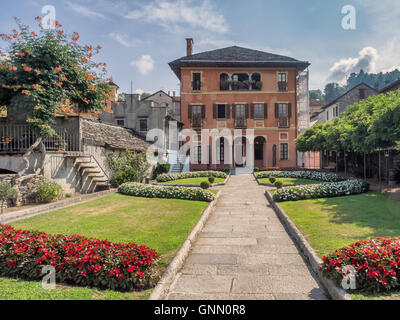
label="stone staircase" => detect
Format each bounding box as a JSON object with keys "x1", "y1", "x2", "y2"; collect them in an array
[
  {"x1": 65, "y1": 153, "x2": 110, "y2": 193},
  {"x1": 170, "y1": 154, "x2": 187, "y2": 173}
]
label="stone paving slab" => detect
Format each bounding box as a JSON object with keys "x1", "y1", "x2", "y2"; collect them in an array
[{"x1": 166, "y1": 174, "x2": 328, "y2": 300}]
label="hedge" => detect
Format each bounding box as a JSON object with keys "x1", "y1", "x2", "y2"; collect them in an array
[
  {"x1": 321, "y1": 237, "x2": 400, "y2": 293},
  {"x1": 0, "y1": 225, "x2": 157, "y2": 291},
  {"x1": 156, "y1": 171, "x2": 227, "y2": 183},
  {"x1": 272, "y1": 179, "x2": 369, "y2": 202},
  {"x1": 119, "y1": 183, "x2": 215, "y2": 202},
  {"x1": 256, "y1": 170, "x2": 345, "y2": 182}
]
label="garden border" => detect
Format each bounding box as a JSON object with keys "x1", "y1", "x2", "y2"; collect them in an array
[
  {"x1": 0, "y1": 189, "x2": 117, "y2": 224},
  {"x1": 156, "y1": 175, "x2": 230, "y2": 188},
  {"x1": 253, "y1": 172, "x2": 326, "y2": 187},
  {"x1": 148, "y1": 190, "x2": 222, "y2": 300},
  {"x1": 264, "y1": 190, "x2": 352, "y2": 301}
]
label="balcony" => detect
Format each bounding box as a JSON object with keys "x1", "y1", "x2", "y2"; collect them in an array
[
  {"x1": 191, "y1": 118, "x2": 203, "y2": 129},
  {"x1": 278, "y1": 81, "x2": 288, "y2": 92},
  {"x1": 278, "y1": 117, "x2": 289, "y2": 128},
  {"x1": 235, "y1": 118, "x2": 247, "y2": 129}
]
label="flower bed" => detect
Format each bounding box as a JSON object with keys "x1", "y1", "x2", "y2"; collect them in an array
[
  {"x1": 321, "y1": 237, "x2": 400, "y2": 293},
  {"x1": 156, "y1": 171, "x2": 227, "y2": 183},
  {"x1": 0, "y1": 224, "x2": 157, "y2": 291},
  {"x1": 272, "y1": 179, "x2": 369, "y2": 202},
  {"x1": 256, "y1": 170, "x2": 345, "y2": 182},
  {"x1": 119, "y1": 183, "x2": 215, "y2": 202}
]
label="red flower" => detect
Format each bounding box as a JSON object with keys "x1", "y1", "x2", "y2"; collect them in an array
[
  {"x1": 81, "y1": 270, "x2": 87, "y2": 277},
  {"x1": 55, "y1": 67, "x2": 62, "y2": 72}
]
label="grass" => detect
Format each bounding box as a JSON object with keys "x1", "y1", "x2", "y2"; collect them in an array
[
  {"x1": 278, "y1": 192, "x2": 400, "y2": 300},
  {"x1": 159, "y1": 177, "x2": 225, "y2": 185},
  {"x1": 258, "y1": 177, "x2": 324, "y2": 185},
  {"x1": 5, "y1": 193, "x2": 210, "y2": 300}
]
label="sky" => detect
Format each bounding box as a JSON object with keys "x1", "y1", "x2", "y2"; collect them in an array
[{"x1": 1, "y1": 0, "x2": 400, "y2": 94}]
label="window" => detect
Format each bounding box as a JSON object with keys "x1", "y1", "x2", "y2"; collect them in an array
[
  {"x1": 254, "y1": 104, "x2": 264, "y2": 119},
  {"x1": 220, "y1": 73, "x2": 229, "y2": 91},
  {"x1": 216, "y1": 138, "x2": 225, "y2": 162},
  {"x1": 278, "y1": 103, "x2": 288, "y2": 118},
  {"x1": 334, "y1": 106, "x2": 339, "y2": 117},
  {"x1": 192, "y1": 105, "x2": 202, "y2": 118},
  {"x1": 235, "y1": 104, "x2": 245, "y2": 119},
  {"x1": 280, "y1": 143, "x2": 289, "y2": 160},
  {"x1": 139, "y1": 119, "x2": 148, "y2": 131},
  {"x1": 217, "y1": 104, "x2": 226, "y2": 119},
  {"x1": 278, "y1": 73, "x2": 288, "y2": 92},
  {"x1": 251, "y1": 73, "x2": 261, "y2": 90},
  {"x1": 116, "y1": 119, "x2": 125, "y2": 127},
  {"x1": 326, "y1": 110, "x2": 329, "y2": 121},
  {"x1": 232, "y1": 73, "x2": 249, "y2": 90},
  {"x1": 193, "y1": 146, "x2": 202, "y2": 164},
  {"x1": 192, "y1": 73, "x2": 201, "y2": 90},
  {"x1": 359, "y1": 88, "x2": 366, "y2": 99}
]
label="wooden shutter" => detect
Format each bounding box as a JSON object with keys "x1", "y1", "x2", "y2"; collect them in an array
[
  {"x1": 188, "y1": 104, "x2": 192, "y2": 119},
  {"x1": 275, "y1": 103, "x2": 279, "y2": 118},
  {"x1": 213, "y1": 104, "x2": 217, "y2": 119},
  {"x1": 288, "y1": 103, "x2": 292, "y2": 118},
  {"x1": 226, "y1": 104, "x2": 231, "y2": 119},
  {"x1": 264, "y1": 103, "x2": 268, "y2": 119},
  {"x1": 245, "y1": 104, "x2": 249, "y2": 119},
  {"x1": 250, "y1": 104, "x2": 254, "y2": 119},
  {"x1": 201, "y1": 105, "x2": 206, "y2": 119}
]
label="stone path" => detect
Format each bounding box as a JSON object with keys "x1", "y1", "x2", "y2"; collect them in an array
[{"x1": 166, "y1": 174, "x2": 328, "y2": 300}]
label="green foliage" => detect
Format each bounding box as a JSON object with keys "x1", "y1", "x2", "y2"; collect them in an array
[
  {"x1": 0, "y1": 182, "x2": 18, "y2": 213},
  {"x1": 224, "y1": 169, "x2": 230, "y2": 175},
  {"x1": 324, "y1": 83, "x2": 347, "y2": 103},
  {"x1": 107, "y1": 150, "x2": 150, "y2": 181},
  {"x1": 208, "y1": 176, "x2": 215, "y2": 184},
  {"x1": 154, "y1": 163, "x2": 171, "y2": 177},
  {"x1": 254, "y1": 167, "x2": 260, "y2": 172},
  {"x1": 34, "y1": 179, "x2": 63, "y2": 203},
  {"x1": 274, "y1": 181, "x2": 283, "y2": 189},
  {"x1": 309, "y1": 89, "x2": 324, "y2": 100},
  {"x1": 110, "y1": 167, "x2": 140, "y2": 187},
  {"x1": 0, "y1": 17, "x2": 112, "y2": 137},
  {"x1": 269, "y1": 177, "x2": 276, "y2": 184},
  {"x1": 200, "y1": 181, "x2": 210, "y2": 190}
]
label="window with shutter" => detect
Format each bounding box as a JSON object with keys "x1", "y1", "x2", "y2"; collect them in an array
[
  {"x1": 254, "y1": 104, "x2": 264, "y2": 119},
  {"x1": 217, "y1": 104, "x2": 226, "y2": 119}
]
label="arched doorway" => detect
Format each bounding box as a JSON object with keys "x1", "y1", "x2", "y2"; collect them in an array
[
  {"x1": 254, "y1": 136, "x2": 266, "y2": 168},
  {"x1": 234, "y1": 136, "x2": 249, "y2": 168}
]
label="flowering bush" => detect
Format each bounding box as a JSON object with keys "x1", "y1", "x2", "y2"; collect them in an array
[
  {"x1": 34, "y1": 179, "x2": 63, "y2": 203},
  {"x1": 0, "y1": 225, "x2": 157, "y2": 291},
  {"x1": 321, "y1": 237, "x2": 400, "y2": 293},
  {"x1": 272, "y1": 179, "x2": 369, "y2": 202},
  {"x1": 156, "y1": 171, "x2": 227, "y2": 183},
  {"x1": 119, "y1": 183, "x2": 215, "y2": 202},
  {"x1": 256, "y1": 170, "x2": 345, "y2": 182}
]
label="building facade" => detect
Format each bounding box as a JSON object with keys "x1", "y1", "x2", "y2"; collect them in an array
[
  {"x1": 143, "y1": 90, "x2": 181, "y2": 121},
  {"x1": 169, "y1": 39, "x2": 310, "y2": 171}
]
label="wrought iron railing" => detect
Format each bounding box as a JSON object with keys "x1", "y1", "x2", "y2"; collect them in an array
[
  {"x1": 235, "y1": 118, "x2": 247, "y2": 129},
  {"x1": 278, "y1": 117, "x2": 289, "y2": 128},
  {"x1": 278, "y1": 81, "x2": 288, "y2": 92},
  {"x1": 0, "y1": 124, "x2": 81, "y2": 153},
  {"x1": 191, "y1": 118, "x2": 203, "y2": 129}
]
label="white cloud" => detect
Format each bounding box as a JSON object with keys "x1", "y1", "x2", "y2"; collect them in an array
[
  {"x1": 66, "y1": 2, "x2": 105, "y2": 18},
  {"x1": 109, "y1": 33, "x2": 139, "y2": 47},
  {"x1": 135, "y1": 89, "x2": 144, "y2": 95},
  {"x1": 124, "y1": 0, "x2": 228, "y2": 33},
  {"x1": 131, "y1": 55, "x2": 155, "y2": 75}
]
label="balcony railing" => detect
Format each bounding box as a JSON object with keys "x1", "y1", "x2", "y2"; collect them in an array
[
  {"x1": 235, "y1": 118, "x2": 247, "y2": 129},
  {"x1": 278, "y1": 117, "x2": 289, "y2": 128},
  {"x1": 192, "y1": 80, "x2": 202, "y2": 91},
  {"x1": 191, "y1": 118, "x2": 203, "y2": 129},
  {"x1": 0, "y1": 124, "x2": 81, "y2": 154},
  {"x1": 278, "y1": 81, "x2": 288, "y2": 92}
]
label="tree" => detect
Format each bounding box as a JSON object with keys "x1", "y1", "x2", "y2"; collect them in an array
[
  {"x1": 324, "y1": 83, "x2": 347, "y2": 103},
  {"x1": 0, "y1": 182, "x2": 18, "y2": 214},
  {"x1": 0, "y1": 18, "x2": 113, "y2": 199},
  {"x1": 309, "y1": 89, "x2": 324, "y2": 100}
]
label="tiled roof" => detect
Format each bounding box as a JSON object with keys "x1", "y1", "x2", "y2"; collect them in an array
[
  {"x1": 169, "y1": 46, "x2": 310, "y2": 78},
  {"x1": 380, "y1": 79, "x2": 400, "y2": 93}
]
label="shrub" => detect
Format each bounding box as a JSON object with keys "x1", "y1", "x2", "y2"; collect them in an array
[
  {"x1": 119, "y1": 183, "x2": 215, "y2": 202},
  {"x1": 269, "y1": 177, "x2": 276, "y2": 184},
  {"x1": 254, "y1": 167, "x2": 260, "y2": 172},
  {"x1": 156, "y1": 171, "x2": 227, "y2": 183},
  {"x1": 34, "y1": 179, "x2": 63, "y2": 204},
  {"x1": 154, "y1": 163, "x2": 171, "y2": 177},
  {"x1": 0, "y1": 182, "x2": 18, "y2": 214},
  {"x1": 200, "y1": 181, "x2": 211, "y2": 190},
  {"x1": 224, "y1": 169, "x2": 230, "y2": 175},
  {"x1": 321, "y1": 237, "x2": 400, "y2": 293},
  {"x1": 0, "y1": 224, "x2": 157, "y2": 291},
  {"x1": 274, "y1": 181, "x2": 283, "y2": 189},
  {"x1": 256, "y1": 170, "x2": 345, "y2": 182},
  {"x1": 110, "y1": 167, "x2": 140, "y2": 187},
  {"x1": 65, "y1": 193, "x2": 72, "y2": 198},
  {"x1": 208, "y1": 177, "x2": 215, "y2": 184},
  {"x1": 107, "y1": 151, "x2": 150, "y2": 181},
  {"x1": 272, "y1": 179, "x2": 369, "y2": 202}
]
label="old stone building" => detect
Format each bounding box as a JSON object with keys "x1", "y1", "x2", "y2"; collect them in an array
[{"x1": 142, "y1": 90, "x2": 181, "y2": 121}]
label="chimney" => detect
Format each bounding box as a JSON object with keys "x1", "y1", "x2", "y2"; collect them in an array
[
  {"x1": 374, "y1": 82, "x2": 379, "y2": 90},
  {"x1": 173, "y1": 91, "x2": 176, "y2": 97},
  {"x1": 186, "y1": 38, "x2": 194, "y2": 56}
]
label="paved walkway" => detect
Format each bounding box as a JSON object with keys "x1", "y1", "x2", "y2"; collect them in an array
[{"x1": 166, "y1": 174, "x2": 328, "y2": 300}]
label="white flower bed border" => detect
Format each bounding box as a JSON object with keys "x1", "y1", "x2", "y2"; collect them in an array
[
  {"x1": 156, "y1": 171, "x2": 227, "y2": 183},
  {"x1": 256, "y1": 170, "x2": 345, "y2": 182},
  {"x1": 272, "y1": 179, "x2": 369, "y2": 202},
  {"x1": 118, "y1": 183, "x2": 215, "y2": 202}
]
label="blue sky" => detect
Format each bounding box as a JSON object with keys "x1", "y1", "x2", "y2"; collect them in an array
[{"x1": 1, "y1": 0, "x2": 400, "y2": 93}]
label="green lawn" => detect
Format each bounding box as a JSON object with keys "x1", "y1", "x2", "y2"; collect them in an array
[
  {"x1": 258, "y1": 177, "x2": 324, "y2": 185},
  {"x1": 159, "y1": 177, "x2": 225, "y2": 185},
  {"x1": 4, "y1": 193, "x2": 210, "y2": 300},
  {"x1": 278, "y1": 192, "x2": 400, "y2": 300}
]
